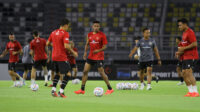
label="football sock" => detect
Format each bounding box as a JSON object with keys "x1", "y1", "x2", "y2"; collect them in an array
[
  {"x1": 53, "y1": 75, "x2": 60, "y2": 88},
  {"x1": 60, "y1": 75, "x2": 70, "y2": 90},
  {"x1": 180, "y1": 77, "x2": 184, "y2": 82},
  {"x1": 107, "y1": 85, "x2": 112, "y2": 90},
  {"x1": 81, "y1": 85, "x2": 85, "y2": 91}
]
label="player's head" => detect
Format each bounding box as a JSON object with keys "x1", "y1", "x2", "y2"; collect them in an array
[
  {"x1": 175, "y1": 36, "x2": 182, "y2": 44},
  {"x1": 142, "y1": 28, "x2": 151, "y2": 38},
  {"x1": 9, "y1": 32, "x2": 15, "y2": 41},
  {"x1": 177, "y1": 18, "x2": 188, "y2": 31},
  {"x1": 92, "y1": 20, "x2": 100, "y2": 32},
  {"x1": 69, "y1": 40, "x2": 75, "y2": 48},
  {"x1": 134, "y1": 36, "x2": 141, "y2": 44},
  {"x1": 32, "y1": 30, "x2": 39, "y2": 38},
  {"x1": 60, "y1": 19, "x2": 70, "y2": 31}
]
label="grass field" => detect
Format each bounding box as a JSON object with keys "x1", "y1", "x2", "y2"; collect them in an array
[{"x1": 0, "y1": 80, "x2": 200, "y2": 112}]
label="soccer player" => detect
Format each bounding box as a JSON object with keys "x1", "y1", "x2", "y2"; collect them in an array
[
  {"x1": 176, "y1": 18, "x2": 199, "y2": 97},
  {"x1": 47, "y1": 19, "x2": 78, "y2": 98},
  {"x1": 0, "y1": 32, "x2": 23, "y2": 87},
  {"x1": 47, "y1": 46, "x2": 55, "y2": 87},
  {"x1": 129, "y1": 28, "x2": 161, "y2": 90},
  {"x1": 74, "y1": 21, "x2": 114, "y2": 95},
  {"x1": 30, "y1": 31, "x2": 48, "y2": 86},
  {"x1": 175, "y1": 37, "x2": 184, "y2": 86},
  {"x1": 22, "y1": 39, "x2": 33, "y2": 85},
  {"x1": 67, "y1": 41, "x2": 78, "y2": 80}
]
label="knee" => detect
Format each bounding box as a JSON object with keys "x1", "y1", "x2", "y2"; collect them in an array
[{"x1": 83, "y1": 70, "x2": 89, "y2": 75}]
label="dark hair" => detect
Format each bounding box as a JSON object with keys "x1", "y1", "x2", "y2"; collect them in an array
[
  {"x1": 134, "y1": 36, "x2": 141, "y2": 40},
  {"x1": 143, "y1": 27, "x2": 150, "y2": 32},
  {"x1": 9, "y1": 32, "x2": 14, "y2": 35},
  {"x1": 32, "y1": 30, "x2": 39, "y2": 36},
  {"x1": 176, "y1": 37, "x2": 182, "y2": 41},
  {"x1": 93, "y1": 20, "x2": 100, "y2": 24},
  {"x1": 60, "y1": 19, "x2": 70, "y2": 26},
  {"x1": 177, "y1": 18, "x2": 188, "y2": 25},
  {"x1": 27, "y1": 38, "x2": 32, "y2": 43}
]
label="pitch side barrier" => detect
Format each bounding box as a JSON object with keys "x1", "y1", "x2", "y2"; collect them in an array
[{"x1": 0, "y1": 60, "x2": 200, "y2": 80}]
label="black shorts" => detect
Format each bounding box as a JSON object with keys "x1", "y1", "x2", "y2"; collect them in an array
[
  {"x1": 33, "y1": 59, "x2": 47, "y2": 70},
  {"x1": 47, "y1": 61, "x2": 55, "y2": 71},
  {"x1": 182, "y1": 60, "x2": 197, "y2": 70},
  {"x1": 8, "y1": 62, "x2": 17, "y2": 71},
  {"x1": 23, "y1": 63, "x2": 32, "y2": 71},
  {"x1": 70, "y1": 64, "x2": 77, "y2": 69},
  {"x1": 52, "y1": 61, "x2": 71, "y2": 74},
  {"x1": 177, "y1": 60, "x2": 183, "y2": 68},
  {"x1": 138, "y1": 61, "x2": 153, "y2": 70},
  {"x1": 86, "y1": 59, "x2": 104, "y2": 68}
]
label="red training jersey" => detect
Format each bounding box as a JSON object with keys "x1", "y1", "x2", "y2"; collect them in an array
[
  {"x1": 66, "y1": 48, "x2": 78, "y2": 64},
  {"x1": 181, "y1": 28, "x2": 199, "y2": 60},
  {"x1": 30, "y1": 37, "x2": 47, "y2": 61},
  {"x1": 87, "y1": 31, "x2": 108, "y2": 60},
  {"x1": 48, "y1": 29, "x2": 69, "y2": 61},
  {"x1": 6, "y1": 40, "x2": 22, "y2": 63}
]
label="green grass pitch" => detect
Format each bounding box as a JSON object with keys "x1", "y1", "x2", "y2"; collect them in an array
[{"x1": 0, "y1": 80, "x2": 200, "y2": 112}]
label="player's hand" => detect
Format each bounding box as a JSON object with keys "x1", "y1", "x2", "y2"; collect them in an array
[
  {"x1": 178, "y1": 47, "x2": 185, "y2": 52},
  {"x1": 128, "y1": 54, "x2": 132, "y2": 59},
  {"x1": 134, "y1": 54, "x2": 139, "y2": 60},
  {"x1": 73, "y1": 52, "x2": 78, "y2": 58},
  {"x1": 12, "y1": 51, "x2": 18, "y2": 55},
  {"x1": 0, "y1": 54, "x2": 3, "y2": 58},
  {"x1": 158, "y1": 60, "x2": 162, "y2": 66},
  {"x1": 83, "y1": 53, "x2": 87, "y2": 60},
  {"x1": 93, "y1": 50, "x2": 99, "y2": 54}
]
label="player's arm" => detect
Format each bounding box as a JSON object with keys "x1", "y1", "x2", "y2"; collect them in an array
[
  {"x1": 83, "y1": 36, "x2": 89, "y2": 60},
  {"x1": 93, "y1": 45, "x2": 107, "y2": 54},
  {"x1": 153, "y1": 47, "x2": 161, "y2": 65},
  {"x1": 12, "y1": 49, "x2": 23, "y2": 55},
  {"x1": 0, "y1": 49, "x2": 9, "y2": 58},
  {"x1": 129, "y1": 47, "x2": 138, "y2": 59},
  {"x1": 64, "y1": 43, "x2": 78, "y2": 58},
  {"x1": 178, "y1": 42, "x2": 197, "y2": 52}
]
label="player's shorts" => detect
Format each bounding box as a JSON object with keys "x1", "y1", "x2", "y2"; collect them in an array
[
  {"x1": 177, "y1": 60, "x2": 183, "y2": 68},
  {"x1": 47, "y1": 61, "x2": 55, "y2": 71},
  {"x1": 182, "y1": 60, "x2": 197, "y2": 70},
  {"x1": 138, "y1": 61, "x2": 153, "y2": 70},
  {"x1": 70, "y1": 64, "x2": 77, "y2": 69},
  {"x1": 8, "y1": 62, "x2": 17, "y2": 71},
  {"x1": 33, "y1": 59, "x2": 47, "y2": 70},
  {"x1": 52, "y1": 61, "x2": 71, "y2": 74},
  {"x1": 23, "y1": 63, "x2": 33, "y2": 71},
  {"x1": 86, "y1": 59, "x2": 104, "y2": 68}
]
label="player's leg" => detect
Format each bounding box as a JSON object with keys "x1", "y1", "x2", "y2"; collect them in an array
[
  {"x1": 30, "y1": 66, "x2": 37, "y2": 84},
  {"x1": 8, "y1": 63, "x2": 23, "y2": 86},
  {"x1": 41, "y1": 60, "x2": 48, "y2": 86},
  {"x1": 22, "y1": 69, "x2": 28, "y2": 85},
  {"x1": 146, "y1": 66, "x2": 153, "y2": 90},
  {"x1": 176, "y1": 66, "x2": 184, "y2": 85},
  {"x1": 51, "y1": 62, "x2": 60, "y2": 97},
  {"x1": 8, "y1": 70, "x2": 17, "y2": 87},
  {"x1": 72, "y1": 67, "x2": 78, "y2": 79},
  {"x1": 138, "y1": 62, "x2": 145, "y2": 90},
  {"x1": 74, "y1": 62, "x2": 91, "y2": 94}
]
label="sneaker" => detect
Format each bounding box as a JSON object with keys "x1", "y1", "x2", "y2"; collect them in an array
[
  {"x1": 184, "y1": 92, "x2": 193, "y2": 97},
  {"x1": 139, "y1": 83, "x2": 145, "y2": 90},
  {"x1": 191, "y1": 92, "x2": 200, "y2": 97},
  {"x1": 48, "y1": 84, "x2": 53, "y2": 87},
  {"x1": 44, "y1": 83, "x2": 48, "y2": 86},
  {"x1": 146, "y1": 86, "x2": 152, "y2": 90},
  {"x1": 177, "y1": 82, "x2": 184, "y2": 86},
  {"x1": 105, "y1": 89, "x2": 114, "y2": 95},
  {"x1": 58, "y1": 92, "x2": 67, "y2": 98},
  {"x1": 156, "y1": 76, "x2": 159, "y2": 83},
  {"x1": 74, "y1": 89, "x2": 85, "y2": 94},
  {"x1": 51, "y1": 90, "x2": 58, "y2": 97}
]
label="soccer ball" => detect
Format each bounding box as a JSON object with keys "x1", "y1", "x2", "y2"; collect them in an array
[
  {"x1": 93, "y1": 87, "x2": 104, "y2": 97},
  {"x1": 16, "y1": 81, "x2": 23, "y2": 88},
  {"x1": 131, "y1": 83, "x2": 139, "y2": 90},
  {"x1": 72, "y1": 79, "x2": 80, "y2": 84},
  {"x1": 124, "y1": 82, "x2": 132, "y2": 90},
  {"x1": 116, "y1": 83, "x2": 122, "y2": 90},
  {"x1": 30, "y1": 84, "x2": 39, "y2": 91}
]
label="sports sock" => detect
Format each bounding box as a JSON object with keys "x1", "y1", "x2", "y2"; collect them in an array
[
  {"x1": 188, "y1": 85, "x2": 193, "y2": 93},
  {"x1": 53, "y1": 75, "x2": 60, "y2": 88},
  {"x1": 60, "y1": 75, "x2": 70, "y2": 90},
  {"x1": 192, "y1": 85, "x2": 198, "y2": 93},
  {"x1": 107, "y1": 85, "x2": 112, "y2": 90},
  {"x1": 81, "y1": 85, "x2": 85, "y2": 91},
  {"x1": 180, "y1": 77, "x2": 184, "y2": 82}
]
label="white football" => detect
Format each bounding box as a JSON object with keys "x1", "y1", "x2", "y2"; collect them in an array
[
  {"x1": 125, "y1": 82, "x2": 132, "y2": 90},
  {"x1": 16, "y1": 81, "x2": 23, "y2": 88},
  {"x1": 30, "y1": 84, "x2": 39, "y2": 91},
  {"x1": 72, "y1": 79, "x2": 80, "y2": 84},
  {"x1": 93, "y1": 87, "x2": 104, "y2": 97},
  {"x1": 131, "y1": 83, "x2": 139, "y2": 90}
]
